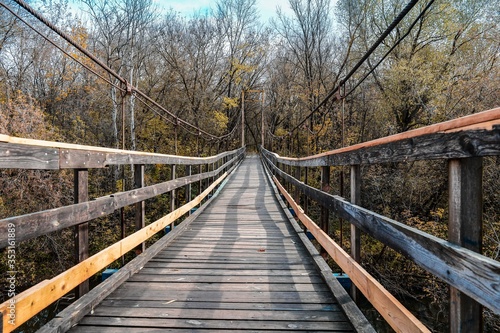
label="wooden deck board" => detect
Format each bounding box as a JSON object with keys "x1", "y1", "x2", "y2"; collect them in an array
[{"x1": 68, "y1": 155, "x2": 355, "y2": 332}]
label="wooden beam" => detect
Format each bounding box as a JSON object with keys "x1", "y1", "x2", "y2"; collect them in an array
[
  {"x1": 263, "y1": 127, "x2": 500, "y2": 167},
  {"x1": 350, "y1": 165, "x2": 361, "y2": 303},
  {"x1": 261, "y1": 153, "x2": 500, "y2": 314},
  {"x1": 448, "y1": 158, "x2": 483, "y2": 332},
  {"x1": 134, "y1": 164, "x2": 145, "y2": 254},
  {"x1": 74, "y1": 169, "x2": 89, "y2": 299},
  {"x1": 0, "y1": 135, "x2": 244, "y2": 169},
  {"x1": 263, "y1": 107, "x2": 500, "y2": 167},
  {"x1": 320, "y1": 166, "x2": 330, "y2": 256},
  {"x1": 0, "y1": 154, "x2": 241, "y2": 248},
  {"x1": 0, "y1": 172, "x2": 228, "y2": 333},
  {"x1": 0, "y1": 142, "x2": 59, "y2": 169},
  {"x1": 185, "y1": 165, "x2": 192, "y2": 208},
  {"x1": 272, "y1": 174, "x2": 430, "y2": 333}
]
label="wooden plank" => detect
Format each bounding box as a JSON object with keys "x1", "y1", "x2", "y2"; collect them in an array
[
  {"x1": 116, "y1": 281, "x2": 330, "y2": 292},
  {"x1": 0, "y1": 142, "x2": 59, "y2": 169},
  {"x1": 106, "y1": 289, "x2": 336, "y2": 303},
  {"x1": 134, "y1": 164, "x2": 145, "y2": 253},
  {"x1": 0, "y1": 134, "x2": 244, "y2": 167},
  {"x1": 127, "y1": 274, "x2": 325, "y2": 284},
  {"x1": 98, "y1": 299, "x2": 338, "y2": 311},
  {"x1": 0, "y1": 172, "x2": 228, "y2": 333},
  {"x1": 70, "y1": 328, "x2": 348, "y2": 333},
  {"x1": 262, "y1": 108, "x2": 500, "y2": 167},
  {"x1": 87, "y1": 306, "x2": 346, "y2": 321},
  {"x1": 135, "y1": 268, "x2": 320, "y2": 276},
  {"x1": 350, "y1": 165, "x2": 361, "y2": 303},
  {"x1": 264, "y1": 154, "x2": 500, "y2": 314},
  {"x1": 73, "y1": 169, "x2": 89, "y2": 299},
  {"x1": 76, "y1": 317, "x2": 354, "y2": 331},
  {"x1": 272, "y1": 174, "x2": 430, "y2": 333},
  {"x1": 37, "y1": 160, "x2": 243, "y2": 333},
  {"x1": 448, "y1": 158, "x2": 483, "y2": 332},
  {"x1": 0, "y1": 158, "x2": 236, "y2": 248}
]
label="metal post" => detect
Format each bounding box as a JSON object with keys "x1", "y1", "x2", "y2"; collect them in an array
[
  {"x1": 134, "y1": 164, "x2": 145, "y2": 253},
  {"x1": 448, "y1": 157, "x2": 483, "y2": 333},
  {"x1": 74, "y1": 169, "x2": 89, "y2": 298}
]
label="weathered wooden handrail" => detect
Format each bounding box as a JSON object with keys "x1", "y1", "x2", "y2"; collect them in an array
[
  {"x1": 262, "y1": 152, "x2": 500, "y2": 312},
  {"x1": 261, "y1": 107, "x2": 500, "y2": 332},
  {"x1": 267, "y1": 107, "x2": 500, "y2": 166},
  {"x1": 262, "y1": 163, "x2": 430, "y2": 333},
  {"x1": 0, "y1": 134, "x2": 242, "y2": 169},
  {"x1": 0, "y1": 154, "x2": 240, "y2": 247},
  {"x1": 0, "y1": 137, "x2": 245, "y2": 332}
]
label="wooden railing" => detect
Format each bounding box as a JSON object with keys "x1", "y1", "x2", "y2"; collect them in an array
[
  {"x1": 0, "y1": 135, "x2": 245, "y2": 332},
  {"x1": 261, "y1": 107, "x2": 500, "y2": 333}
]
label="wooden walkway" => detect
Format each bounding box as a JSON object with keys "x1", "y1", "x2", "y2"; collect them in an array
[{"x1": 67, "y1": 155, "x2": 362, "y2": 332}]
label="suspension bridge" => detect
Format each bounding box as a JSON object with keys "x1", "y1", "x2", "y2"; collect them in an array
[{"x1": 0, "y1": 107, "x2": 499, "y2": 333}]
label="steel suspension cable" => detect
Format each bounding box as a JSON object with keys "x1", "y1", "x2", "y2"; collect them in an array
[
  {"x1": 278, "y1": 0, "x2": 421, "y2": 138},
  {"x1": 344, "y1": 0, "x2": 436, "y2": 99},
  {"x1": 9, "y1": 0, "x2": 230, "y2": 141},
  {"x1": 0, "y1": 1, "x2": 126, "y2": 92}
]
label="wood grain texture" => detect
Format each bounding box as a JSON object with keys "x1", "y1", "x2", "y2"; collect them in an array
[
  {"x1": 263, "y1": 107, "x2": 500, "y2": 167},
  {"x1": 0, "y1": 142, "x2": 59, "y2": 169},
  {"x1": 0, "y1": 153, "x2": 242, "y2": 248},
  {"x1": 271, "y1": 171, "x2": 430, "y2": 333},
  {"x1": 0, "y1": 172, "x2": 228, "y2": 333},
  {"x1": 63, "y1": 156, "x2": 360, "y2": 333},
  {"x1": 448, "y1": 158, "x2": 483, "y2": 332},
  {"x1": 263, "y1": 124, "x2": 500, "y2": 167},
  {"x1": 262, "y1": 154, "x2": 500, "y2": 314},
  {"x1": 0, "y1": 135, "x2": 244, "y2": 169}
]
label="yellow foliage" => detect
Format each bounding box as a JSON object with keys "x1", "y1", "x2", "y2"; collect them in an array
[
  {"x1": 222, "y1": 96, "x2": 239, "y2": 109},
  {"x1": 275, "y1": 128, "x2": 288, "y2": 137},
  {"x1": 212, "y1": 110, "x2": 228, "y2": 132}
]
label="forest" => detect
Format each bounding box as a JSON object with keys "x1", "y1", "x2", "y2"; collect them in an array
[{"x1": 0, "y1": 0, "x2": 499, "y2": 331}]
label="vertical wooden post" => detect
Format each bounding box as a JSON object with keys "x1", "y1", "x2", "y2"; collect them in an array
[
  {"x1": 448, "y1": 157, "x2": 483, "y2": 333},
  {"x1": 320, "y1": 166, "x2": 330, "y2": 256},
  {"x1": 350, "y1": 165, "x2": 361, "y2": 303},
  {"x1": 241, "y1": 90, "x2": 245, "y2": 148},
  {"x1": 170, "y1": 165, "x2": 176, "y2": 227},
  {"x1": 212, "y1": 161, "x2": 216, "y2": 194},
  {"x1": 74, "y1": 169, "x2": 89, "y2": 299},
  {"x1": 294, "y1": 166, "x2": 301, "y2": 204},
  {"x1": 199, "y1": 164, "x2": 203, "y2": 196},
  {"x1": 304, "y1": 167, "x2": 309, "y2": 215},
  {"x1": 134, "y1": 164, "x2": 145, "y2": 254},
  {"x1": 261, "y1": 91, "x2": 265, "y2": 148},
  {"x1": 186, "y1": 165, "x2": 192, "y2": 209}
]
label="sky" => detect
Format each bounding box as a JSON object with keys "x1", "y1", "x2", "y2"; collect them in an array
[{"x1": 156, "y1": 0, "x2": 296, "y2": 23}]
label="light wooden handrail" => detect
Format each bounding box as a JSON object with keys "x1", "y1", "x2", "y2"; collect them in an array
[
  {"x1": 0, "y1": 171, "x2": 229, "y2": 333},
  {"x1": 268, "y1": 107, "x2": 500, "y2": 166},
  {"x1": 272, "y1": 174, "x2": 430, "y2": 333}
]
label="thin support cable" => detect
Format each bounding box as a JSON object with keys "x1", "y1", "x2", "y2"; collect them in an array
[
  {"x1": 281, "y1": 0, "x2": 422, "y2": 137},
  {"x1": 10, "y1": 0, "x2": 229, "y2": 141},
  {"x1": 344, "y1": 0, "x2": 436, "y2": 99},
  {"x1": 0, "y1": 1, "x2": 125, "y2": 92}
]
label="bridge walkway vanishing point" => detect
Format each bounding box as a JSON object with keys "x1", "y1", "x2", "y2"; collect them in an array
[{"x1": 63, "y1": 155, "x2": 370, "y2": 332}]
